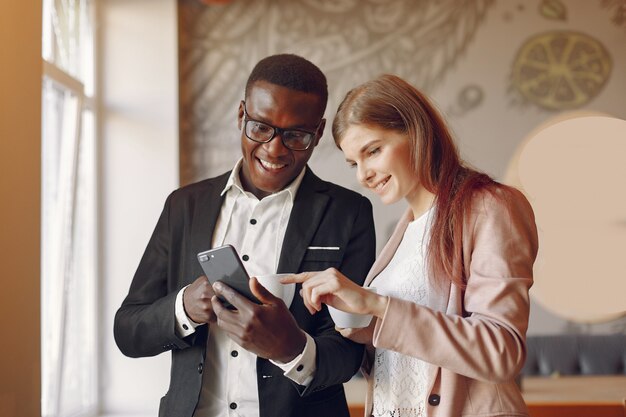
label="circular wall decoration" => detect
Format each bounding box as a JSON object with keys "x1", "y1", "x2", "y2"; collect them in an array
[
  {"x1": 511, "y1": 31, "x2": 612, "y2": 110},
  {"x1": 504, "y1": 114, "x2": 626, "y2": 323}
]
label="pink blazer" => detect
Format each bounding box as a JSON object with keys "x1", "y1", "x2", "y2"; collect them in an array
[{"x1": 361, "y1": 187, "x2": 539, "y2": 417}]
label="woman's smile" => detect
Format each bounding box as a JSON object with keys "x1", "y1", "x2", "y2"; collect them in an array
[{"x1": 340, "y1": 124, "x2": 418, "y2": 206}]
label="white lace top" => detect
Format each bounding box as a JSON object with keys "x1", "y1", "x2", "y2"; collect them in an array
[{"x1": 371, "y1": 208, "x2": 433, "y2": 417}]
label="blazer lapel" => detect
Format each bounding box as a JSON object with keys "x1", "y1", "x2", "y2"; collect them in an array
[
  {"x1": 364, "y1": 208, "x2": 413, "y2": 287},
  {"x1": 277, "y1": 168, "x2": 329, "y2": 273},
  {"x1": 189, "y1": 173, "x2": 230, "y2": 280}
]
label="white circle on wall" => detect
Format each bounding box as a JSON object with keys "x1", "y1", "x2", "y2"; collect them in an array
[{"x1": 505, "y1": 114, "x2": 626, "y2": 323}]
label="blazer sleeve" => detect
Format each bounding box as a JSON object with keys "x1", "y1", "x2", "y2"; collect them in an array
[
  {"x1": 301, "y1": 195, "x2": 376, "y2": 395},
  {"x1": 372, "y1": 187, "x2": 539, "y2": 383},
  {"x1": 113, "y1": 193, "x2": 194, "y2": 358}
]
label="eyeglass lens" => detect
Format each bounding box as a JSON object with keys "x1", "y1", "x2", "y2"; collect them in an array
[{"x1": 245, "y1": 120, "x2": 313, "y2": 150}]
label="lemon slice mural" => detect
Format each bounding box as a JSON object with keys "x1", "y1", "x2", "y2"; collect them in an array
[{"x1": 512, "y1": 31, "x2": 612, "y2": 110}]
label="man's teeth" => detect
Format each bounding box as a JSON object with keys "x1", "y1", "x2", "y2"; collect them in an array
[{"x1": 259, "y1": 159, "x2": 286, "y2": 169}]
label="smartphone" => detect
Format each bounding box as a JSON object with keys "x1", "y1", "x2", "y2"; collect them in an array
[{"x1": 197, "y1": 244, "x2": 260, "y2": 308}]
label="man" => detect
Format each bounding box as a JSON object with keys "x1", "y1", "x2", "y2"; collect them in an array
[{"x1": 114, "y1": 54, "x2": 376, "y2": 417}]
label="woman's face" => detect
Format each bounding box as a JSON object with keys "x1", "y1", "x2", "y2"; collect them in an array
[{"x1": 340, "y1": 124, "x2": 420, "y2": 206}]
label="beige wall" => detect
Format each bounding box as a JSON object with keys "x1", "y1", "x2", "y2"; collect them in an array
[
  {"x1": 0, "y1": 2, "x2": 42, "y2": 417},
  {"x1": 99, "y1": 0, "x2": 179, "y2": 414}
]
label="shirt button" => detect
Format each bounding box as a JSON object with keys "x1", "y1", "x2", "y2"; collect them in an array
[
  {"x1": 296, "y1": 364, "x2": 304, "y2": 372},
  {"x1": 428, "y1": 393, "x2": 440, "y2": 406},
  {"x1": 231, "y1": 350, "x2": 238, "y2": 357},
  {"x1": 182, "y1": 324, "x2": 189, "y2": 330},
  {"x1": 229, "y1": 402, "x2": 237, "y2": 410},
  {"x1": 197, "y1": 363, "x2": 203, "y2": 374},
  {"x1": 250, "y1": 218, "x2": 257, "y2": 225},
  {"x1": 242, "y1": 254, "x2": 249, "y2": 261}
]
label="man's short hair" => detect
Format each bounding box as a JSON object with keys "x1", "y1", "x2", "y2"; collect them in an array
[{"x1": 245, "y1": 54, "x2": 328, "y2": 115}]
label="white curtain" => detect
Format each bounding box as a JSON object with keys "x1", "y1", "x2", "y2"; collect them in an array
[{"x1": 41, "y1": 0, "x2": 96, "y2": 416}]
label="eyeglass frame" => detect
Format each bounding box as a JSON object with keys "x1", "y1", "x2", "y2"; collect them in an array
[{"x1": 240, "y1": 100, "x2": 322, "y2": 151}]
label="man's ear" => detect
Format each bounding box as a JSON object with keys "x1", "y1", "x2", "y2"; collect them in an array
[
  {"x1": 237, "y1": 101, "x2": 245, "y2": 130},
  {"x1": 313, "y1": 118, "x2": 326, "y2": 147}
]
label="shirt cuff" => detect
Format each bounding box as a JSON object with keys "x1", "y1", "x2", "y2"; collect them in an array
[
  {"x1": 270, "y1": 332, "x2": 316, "y2": 386},
  {"x1": 175, "y1": 285, "x2": 202, "y2": 337}
]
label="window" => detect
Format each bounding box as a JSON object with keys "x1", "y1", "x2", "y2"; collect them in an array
[{"x1": 41, "y1": 0, "x2": 97, "y2": 416}]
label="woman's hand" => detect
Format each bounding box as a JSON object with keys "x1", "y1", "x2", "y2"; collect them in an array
[{"x1": 281, "y1": 268, "x2": 387, "y2": 318}]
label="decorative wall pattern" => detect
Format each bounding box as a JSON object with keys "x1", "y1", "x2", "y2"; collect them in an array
[
  {"x1": 539, "y1": 0, "x2": 568, "y2": 21},
  {"x1": 510, "y1": 31, "x2": 612, "y2": 110},
  {"x1": 178, "y1": 0, "x2": 494, "y2": 185},
  {"x1": 601, "y1": 0, "x2": 626, "y2": 28}
]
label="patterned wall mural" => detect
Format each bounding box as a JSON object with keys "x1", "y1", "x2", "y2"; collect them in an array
[
  {"x1": 178, "y1": 0, "x2": 495, "y2": 185},
  {"x1": 511, "y1": 30, "x2": 611, "y2": 110},
  {"x1": 508, "y1": 0, "x2": 615, "y2": 111},
  {"x1": 601, "y1": 0, "x2": 626, "y2": 27},
  {"x1": 179, "y1": 0, "x2": 622, "y2": 184}
]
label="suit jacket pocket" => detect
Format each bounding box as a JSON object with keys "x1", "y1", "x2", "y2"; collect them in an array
[
  {"x1": 302, "y1": 248, "x2": 343, "y2": 263},
  {"x1": 300, "y1": 248, "x2": 344, "y2": 273}
]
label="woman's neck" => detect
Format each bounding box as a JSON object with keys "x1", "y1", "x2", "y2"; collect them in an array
[{"x1": 407, "y1": 186, "x2": 436, "y2": 220}]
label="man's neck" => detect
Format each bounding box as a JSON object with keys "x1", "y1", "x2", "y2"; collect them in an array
[{"x1": 238, "y1": 170, "x2": 272, "y2": 200}]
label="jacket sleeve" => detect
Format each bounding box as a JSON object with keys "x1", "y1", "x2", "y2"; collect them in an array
[
  {"x1": 301, "y1": 195, "x2": 376, "y2": 394},
  {"x1": 371, "y1": 187, "x2": 538, "y2": 382},
  {"x1": 113, "y1": 193, "x2": 195, "y2": 358}
]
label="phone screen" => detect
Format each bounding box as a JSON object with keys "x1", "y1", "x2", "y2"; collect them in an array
[{"x1": 197, "y1": 245, "x2": 260, "y2": 308}]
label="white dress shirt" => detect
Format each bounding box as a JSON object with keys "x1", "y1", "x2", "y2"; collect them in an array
[{"x1": 174, "y1": 159, "x2": 317, "y2": 417}]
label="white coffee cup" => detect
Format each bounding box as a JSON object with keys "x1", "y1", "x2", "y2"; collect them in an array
[
  {"x1": 327, "y1": 287, "x2": 377, "y2": 329},
  {"x1": 255, "y1": 273, "x2": 296, "y2": 308}
]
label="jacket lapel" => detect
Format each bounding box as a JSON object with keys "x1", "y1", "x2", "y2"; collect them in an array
[
  {"x1": 277, "y1": 168, "x2": 329, "y2": 273},
  {"x1": 364, "y1": 208, "x2": 413, "y2": 287},
  {"x1": 189, "y1": 172, "x2": 230, "y2": 277}
]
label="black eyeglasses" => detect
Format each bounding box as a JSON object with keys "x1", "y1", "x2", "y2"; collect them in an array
[{"x1": 241, "y1": 101, "x2": 320, "y2": 151}]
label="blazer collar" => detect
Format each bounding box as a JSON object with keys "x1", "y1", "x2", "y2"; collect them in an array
[
  {"x1": 277, "y1": 167, "x2": 329, "y2": 273},
  {"x1": 365, "y1": 208, "x2": 413, "y2": 287},
  {"x1": 189, "y1": 172, "x2": 230, "y2": 265}
]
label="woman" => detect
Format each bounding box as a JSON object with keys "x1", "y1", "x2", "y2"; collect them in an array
[{"x1": 283, "y1": 74, "x2": 538, "y2": 416}]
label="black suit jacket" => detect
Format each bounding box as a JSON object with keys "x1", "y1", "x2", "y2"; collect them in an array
[{"x1": 114, "y1": 167, "x2": 376, "y2": 417}]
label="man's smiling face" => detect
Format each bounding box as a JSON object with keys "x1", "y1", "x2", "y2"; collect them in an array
[{"x1": 238, "y1": 80, "x2": 325, "y2": 199}]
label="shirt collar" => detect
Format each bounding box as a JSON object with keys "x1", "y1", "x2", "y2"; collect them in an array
[{"x1": 220, "y1": 157, "x2": 306, "y2": 202}]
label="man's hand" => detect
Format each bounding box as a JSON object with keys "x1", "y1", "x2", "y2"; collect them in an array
[
  {"x1": 212, "y1": 277, "x2": 306, "y2": 363},
  {"x1": 183, "y1": 275, "x2": 217, "y2": 324}
]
